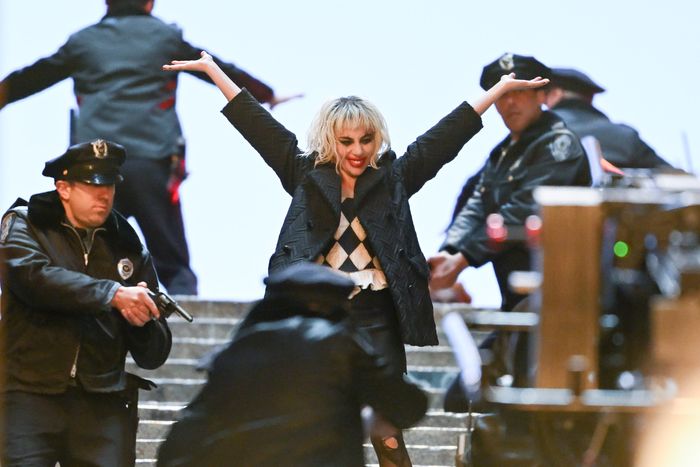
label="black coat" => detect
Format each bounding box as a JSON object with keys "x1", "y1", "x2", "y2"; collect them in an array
[
  {"x1": 157, "y1": 299, "x2": 427, "y2": 467},
  {"x1": 443, "y1": 111, "x2": 591, "y2": 309},
  {"x1": 551, "y1": 99, "x2": 671, "y2": 169},
  {"x1": 222, "y1": 90, "x2": 483, "y2": 346},
  {"x1": 0, "y1": 191, "x2": 171, "y2": 394}
]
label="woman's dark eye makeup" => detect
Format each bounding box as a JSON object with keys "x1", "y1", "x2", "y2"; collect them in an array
[{"x1": 338, "y1": 133, "x2": 374, "y2": 146}]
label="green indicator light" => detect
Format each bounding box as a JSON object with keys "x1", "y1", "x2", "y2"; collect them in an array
[{"x1": 613, "y1": 241, "x2": 630, "y2": 258}]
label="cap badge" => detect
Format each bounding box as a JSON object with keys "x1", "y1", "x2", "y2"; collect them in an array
[
  {"x1": 499, "y1": 53, "x2": 515, "y2": 71},
  {"x1": 91, "y1": 139, "x2": 109, "y2": 159},
  {"x1": 117, "y1": 258, "x2": 134, "y2": 280}
]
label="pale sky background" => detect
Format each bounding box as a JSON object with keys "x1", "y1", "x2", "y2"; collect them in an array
[{"x1": 1, "y1": 0, "x2": 698, "y2": 304}]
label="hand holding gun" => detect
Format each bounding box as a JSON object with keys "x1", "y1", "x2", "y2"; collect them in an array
[{"x1": 148, "y1": 290, "x2": 194, "y2": 322}]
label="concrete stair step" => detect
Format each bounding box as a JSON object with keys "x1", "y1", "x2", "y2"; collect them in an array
[
  {"x1": 363, "y1": 442, "x2": 460, "y2": 466},
  {"x1": 165, "y1": 327, "x2": 477, "y2": 351},
  {"x1": 129, "y1": 360, "x2": 457, "y2": 387},
  {"x1": 135, "y1": 434, "x2": 464, "y2": 466},
  {"x1": 167, "y1": 317, "x2": 240, "y2": 339},
  {"x1": 136, "y1": 406, "x2": 471, "y2": 430},
  {"x1": 160, "y1": 342, "x2": 459, "y2": 366},
  {"x1": 138, "y1": 460, "x2": 454, "y2": 467},
  {"x1": 165, "y1": 325, "x2": 469, "y2": 348},
  {"x1": 170, "y1": 299, "x2": 252, "y2": 319},
  {"x1": 165, "y1": 337, "x2": 228, "y2": 360},
  {"x1": 138, "y1": 379, "x2": 452, "y2": 410},
  {"x1": 136, "y1": 425, "x2": 466, "y2": 455}
]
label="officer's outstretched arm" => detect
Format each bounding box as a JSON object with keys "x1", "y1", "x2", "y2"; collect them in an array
[{"x1": 0, "y1": 80, "x2": 7, "y2": 110}]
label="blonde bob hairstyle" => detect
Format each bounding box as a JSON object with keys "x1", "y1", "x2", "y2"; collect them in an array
[{"x1": 305, "y1": 96, "x2": 391, "y2": 173}]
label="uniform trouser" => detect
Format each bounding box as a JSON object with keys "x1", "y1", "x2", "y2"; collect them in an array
[
  {"x1": 1, "y1": 387, "x2": 139, "y2": 467},
  {"x1": 349, "y1": 289, "x2": 412, "y2": 467},
  {"x1": 114, "y1": 157, "x2": 197, "y2": 295},
  {"x1": 492, "y1": 246, "x2": 530, "y2": 312}
]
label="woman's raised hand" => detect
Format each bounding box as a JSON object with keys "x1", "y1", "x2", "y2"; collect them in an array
[
  {"x1": 162, "y1": 51, "x2": 301, "y2": 107},
  {"x1": 163, "y1": 50, "x2": 215, "y2": 73},
  {"x1": 498, "y1": 72, "x2": 550, "y2": 92},
  {"x1": 471, "y1": 73, "x2": 550, "y2": 115},
  {"x1": 164, "y1": 51, "x2": 241, "y2": 102}
]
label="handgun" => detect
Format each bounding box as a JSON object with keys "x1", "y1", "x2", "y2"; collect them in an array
[{"x1": 148, "y1": 290, "x2": 194, "y2": 322}]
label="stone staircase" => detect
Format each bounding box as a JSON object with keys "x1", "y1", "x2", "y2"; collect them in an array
[{"x1": 129, "y1": 299, "x2": 475, "y2": 467}]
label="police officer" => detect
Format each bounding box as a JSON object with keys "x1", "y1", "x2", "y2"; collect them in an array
[
  {"x1": 157, "y1": 262, "x2": 427, "y2": 467},
  {"x1": 0, "y1": 139, "x2": 172, "y2": 466},
  {"x1": 545, "y1": 67, "x2": 672, "y2": 170},
  {"x1": 429, "y1": 53, "x2": 592, "y2": 311}
]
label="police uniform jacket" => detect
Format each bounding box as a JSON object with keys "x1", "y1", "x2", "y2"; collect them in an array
[
  {"x1": 552, "y1": 99, "x2": 671, "y2": 169},
  {"x1": 157, "y1": 299, "x2": 427, "y2": 467},
  {"x1": 442, "y1": 111, "x2": 592, "y2": 309},
  {"x1": 0, "y1": 191, "x2": 172, "y2": 394},
  {"x1": 222, "y1": 90, "x2": 484, "y2": 346},
  {"x1": 2, "y1": 8, "x2": 274, "y2": 160}
]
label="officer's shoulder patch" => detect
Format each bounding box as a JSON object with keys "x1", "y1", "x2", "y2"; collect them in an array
[
  {"x1": 0, "y1": 212, "x2": 17, "y2": 244},
  {"x1": 547, "y1": 134, "x2": 574, "y2": 161}
]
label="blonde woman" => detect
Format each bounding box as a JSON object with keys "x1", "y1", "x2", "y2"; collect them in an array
[{"x1": 164, "y1": 52, "x2": 547, "y2": 467}]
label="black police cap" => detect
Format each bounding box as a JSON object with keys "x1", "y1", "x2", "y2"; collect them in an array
[
  {"x1": 550, "y1": 68, "x2": 605, "y2": 94},
  {"x1": 480, "y1": 53, "x2": 551, "y2": 90},
  {"x1": 42, "y1": 139, "x2": 126, "y2": 185},
  {"x1": 264, "y1": 262, "x2": 355, "y2": 307}
]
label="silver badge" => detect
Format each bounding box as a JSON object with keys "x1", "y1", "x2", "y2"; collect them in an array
[
  {"x1": 0, "y1": 213, "x2": 15, "y2": 244},
  {"x1": 548, "y1": 134, "x2": 573, "y2": 161},
  {"x1": 91, "y1": 139, "x2": 108, "y2": 159},
  {"x1": 498, "y1": 53, "x2": 515, "y2": 71},
  {"x1": 117, "y1": 258, "x2": 134, "y2": 280}
]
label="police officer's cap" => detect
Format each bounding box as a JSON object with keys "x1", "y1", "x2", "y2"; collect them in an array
[
  {"x1": 480, "y1": 53, "x2": 551, "y2": 90},
  {"x1": 550, "y1": 68, "x2": 605, "y2": 95},
  {"x1": 42, "y1": 139, "x2": 126, "y2": 185},
  {"x1": 264, "y1": 262, "x2": 354, "y2": 308}
]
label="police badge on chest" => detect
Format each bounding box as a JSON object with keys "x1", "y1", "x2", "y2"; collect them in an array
[{"x1": 118, "y1": 258, "x2": 134, "y2": 280}]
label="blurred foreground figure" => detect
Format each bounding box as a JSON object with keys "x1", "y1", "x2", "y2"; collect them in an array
[
  {"x1": 0, "y1": 140, "x2": 172, "y2": 466},
  {"x1": 157, "y1": 262, "x2": 428, "y2": 467},
  {"x1": 545, "y1": 67, "x2": 672, "y2": 170}
]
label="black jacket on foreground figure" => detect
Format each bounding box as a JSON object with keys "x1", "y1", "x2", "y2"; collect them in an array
[
  {"x1": 222, "y1": 89, "x2": 483, "y2": 346},
  {"x1": 158, "y1": 284, "x2": 427, "y2": 467},
  {"x1": 443, "y1": 111, "x2": 591, "y2": 310},
  {"x1": 0, "y1": 191, "x2": 171, "y2": 394}
]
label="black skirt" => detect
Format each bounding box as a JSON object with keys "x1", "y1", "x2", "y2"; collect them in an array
[{"x1": 347, "y1": 289, "x2": 407, "y2": 375}]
